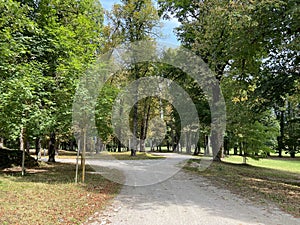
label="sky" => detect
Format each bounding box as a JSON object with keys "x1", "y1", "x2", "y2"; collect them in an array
[{"x1": 100, "y1": 0, "x2": 180, "y2": 45}]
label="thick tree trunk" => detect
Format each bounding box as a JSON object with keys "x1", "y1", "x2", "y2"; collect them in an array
[
  {"x1": 211, "y1": 80, "x2": 223, "y2": 161},
  {"x1": 48, "y1": 132, "x2": 56, "y2": 162}
]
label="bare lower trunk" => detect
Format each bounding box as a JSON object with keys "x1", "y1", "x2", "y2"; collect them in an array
[
  {"x1": 48, "y1": 132, "x2": 56, "y2": 162},
  {"x1": 233, "y1": 145, "x2": 238, "y2": 155},
  {"x1": 26, "y1": 139, "x2": 30, "y2": 154},
  {"x1": 82, "y1": 129, "x2": 87, "y2": 183},
  {"x1": 117, "y1": 139, "x2": 122, "y2": 152},
  {"x1": 204, "y1": 135, "x2": 210, "y2": 156},
  {"x1": 0, "y1": 137, "x2": 4, "y2": 148},
  {"x1": 277, "y1": 110, "x2": 285, "y2": 157},
  {"x1": 131, "y1": 100, "x2": 138, "y2": 157},
  {"x1": 185, "y1": 132, "x2": 191, "y2": 154},
  {"x1": 211, "y1": 80, "x2": 223, "y2": 161},
  {"x1": 20, "y1": 127, "x2": 26, "y2": 176},
  {"x1": 35, "y1": 137, "x2": 41, "y2": 159},
  {"x1": 140, "y1": 139, "x2": 145, "y2": 152},
  {"x1": 239, "y1": 142, "x2": 243, "y2": 156}
]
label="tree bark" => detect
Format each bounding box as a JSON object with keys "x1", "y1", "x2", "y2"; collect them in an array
[
  {"x1": 277, "y1": 110, "x2": 285, "y2": 157},
  {"x1": 48, "y1": 132, "x2": 56, "y2": 162},
  {"x1": 131, "y1": 77, "x2": 139, "y2": 157}
]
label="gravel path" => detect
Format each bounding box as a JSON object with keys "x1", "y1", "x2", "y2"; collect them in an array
[
  {"x1": 86, "y1": 171, "x2": 299, "y2": 225},
  {"x1": 58, "y1": 154, "x2": 300, "y2": 225}
]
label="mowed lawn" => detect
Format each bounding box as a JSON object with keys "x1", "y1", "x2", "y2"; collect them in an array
[
  {"x1": 185, "y1": 155, "x2": 300, "y2": 217},
  {"x1": 0, "y1": 162, "x2": 122, "y2": 225},
  {"x1": 223, "y1": 155, "x2": 300, "y2": 173}
]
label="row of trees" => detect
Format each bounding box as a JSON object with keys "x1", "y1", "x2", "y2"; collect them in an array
[
  {"x1": 0, "y1": 0, "x2": 299, "y2": 162},
  {"x1": 0, "y1": 0, "x2": 104, "y2": 161},
  {"x1": 96, "y1": 0, "x2": 299, "y2": 159},
  {"x1": 157, "y1": 0, "x2": 299, "y2": 158}
]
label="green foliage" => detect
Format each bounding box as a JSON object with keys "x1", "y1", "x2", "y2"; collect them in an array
[
  {"x1": 158, "y1": 0, "x2": 289, "y2": 78},
  {"x1": 222, "y1": 76, "x2": 280, "y2": 158},
  {"x1": 0, "y1": 0, "x2": 104, "y2": 151},
  {"x1": 95, "y1": 84, "x2": 120, "y2": 143}
]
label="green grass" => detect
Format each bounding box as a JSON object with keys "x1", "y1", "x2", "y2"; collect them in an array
[
  {"x1": 184, "y1": 158, "x2": 300, "y2": 218},
  {"x1": 0, "y1": 162, "x2": 122, "y2": 225},
  {"x1": 223, "y1": 155, "x2": 300, "y2": 173}
]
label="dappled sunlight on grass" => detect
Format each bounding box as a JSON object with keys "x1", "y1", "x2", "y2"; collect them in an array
[{"x1": 0, "y1": 162, "x2": 121, "y2": 225}]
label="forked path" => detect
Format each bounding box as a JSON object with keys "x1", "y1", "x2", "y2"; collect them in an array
[{"x1": 75, "y1": 154, "x2": 299, "y2": 225}]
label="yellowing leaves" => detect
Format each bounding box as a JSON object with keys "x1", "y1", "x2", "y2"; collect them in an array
[{"x1": 232, "y1": 96, "x2": 248, "y2": 103}]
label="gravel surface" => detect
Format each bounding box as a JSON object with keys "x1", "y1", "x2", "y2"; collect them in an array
[{"x1": 57, "y1": 154, "x2": 300, "y2": 225}]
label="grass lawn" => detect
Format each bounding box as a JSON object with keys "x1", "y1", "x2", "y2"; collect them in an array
[
  {"x1": 184, "y1": 157, "x2": 300, "y2": 218},
  {"x1": 223, "y1": 155, "x2": 300, "y2": 173},
  {"x1": 0, "y1": 162, "x2": 122, "y2": 225}
]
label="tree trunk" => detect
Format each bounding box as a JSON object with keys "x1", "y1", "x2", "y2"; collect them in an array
[
  {"x1": 185, "y1": 132, "x2": 189, "y2": 154},
  {"x1": 82, "y1": 129, "x2": 87, "y2": 183},
  {"x1": 223, "y1": 137, "x2": 229, "y2": 155},
  {"x1": 211, "y1": 80, "x2": 223, "y2": 161},
  {"x1": 290, "y1": 146, "x2": 296, "y2": 158},
  {"x1": 205, "y1": 135, "x2": 212, "y2": 156},
  {"x1": 277, "y1": 110, "x2": 285, "y2": 157},
  {"x1": 239, "y1": 142, "x2": 243, "y2": 156},
  {"x1": 48, "y1": 132, "x2": 56, "y2": 162},
  {"x1": 0, "y1": 137, "x2": 4, "y2": 148},
  {"x1": 26, "y1": 139, "x2": 30, "y2": 154},
  {"x1": 117, "y1": 139, "x2": 122, "y2": 152},
  {"x1": 171, "y1": 133, "x2": 177, "y2": 152},
  {"x1": 131, "y1": 82, "x2": 138, "y2": 157},
  {"x1": 20, "y1": 127, "x2": 26, "y2": 176},
  {"x1": 35, "y1": 137, "x2": 41, "y2": 160},
  {"x1": 233, "y1": 145, "x2": 238, "y2": 155},
  {"x1": 193, "y1": 141, "x2": 200, "y2": 155}
]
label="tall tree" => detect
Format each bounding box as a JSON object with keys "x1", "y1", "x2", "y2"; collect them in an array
[
  {"x1": 106, "y1": 0, "x2": 160, "y2": 156},
  {"x1": 158, "y1": 0, "x2": 297, "y2": 160},
  {"x1": 0, "y1": 0, "x2": 104, "y2": 163}
]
